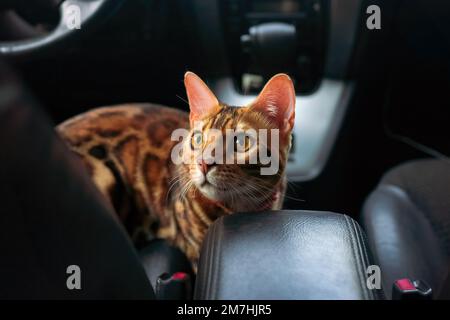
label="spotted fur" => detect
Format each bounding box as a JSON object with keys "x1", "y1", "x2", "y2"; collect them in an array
[{"x1": 56, "y1": 73, "x2": 295, "y2": 269}]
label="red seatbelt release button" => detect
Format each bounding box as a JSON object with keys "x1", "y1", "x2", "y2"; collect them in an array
[{"x1": 392, "y1": 278, "x2": 433, "y2": 300}]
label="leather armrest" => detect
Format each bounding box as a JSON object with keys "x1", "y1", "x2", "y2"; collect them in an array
[{"x1": 194, "y1": 210, "x2": 381, "y2": 300}]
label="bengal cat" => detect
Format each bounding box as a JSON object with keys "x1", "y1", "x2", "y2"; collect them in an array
[{"x1": 56, "y1": 72, "x2": 296, "y2": 270}]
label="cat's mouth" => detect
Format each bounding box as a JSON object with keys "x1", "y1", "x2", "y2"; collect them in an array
[
  {"x1": 198, "y1": 180, "x2": 240, "y2": 205},
  {"x1": 199, "y1": 177, "x2": 221, "y2": 190},
  {"x1": 200, "y1": 180, "x2": 212, "y2": 188},
  {"x1": 201, "y1": 180, "x2": 227, "y2": 191},
  {"x1": 195, "y1": 176, "x2": 225, "y2": 201},
  {"x1": 197, "y1": 180, "x2": 216, "y2": 198},
  {"x1": 193, "y1": 166, "x2": 235, "y2": 201}
]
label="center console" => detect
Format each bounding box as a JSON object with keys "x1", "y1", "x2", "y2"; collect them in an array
[
  {"x1": 188, "y1": 2, "x2": 372, "y2": 299},
  {"x1": 221, "y1": 0, "x2": 328, "y2": 94},
  {"x1": 187, "y1": 0, "x2": 363, "y2": 181},
  {"x1": 195, "y1": 211, "x2": 382, "y2": 300}
]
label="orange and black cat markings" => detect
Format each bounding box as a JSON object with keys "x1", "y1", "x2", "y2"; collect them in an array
[{"x1": 57, "y1": 72, "x2": 296, "y2": 269}]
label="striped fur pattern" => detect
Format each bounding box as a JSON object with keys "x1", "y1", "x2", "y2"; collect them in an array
[{"x1": 56, "y1": 73, "x2": 295, "y2": 269}]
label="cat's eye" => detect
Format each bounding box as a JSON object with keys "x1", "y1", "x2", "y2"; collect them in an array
[
  {"x1": 190, "y1": 131, "x2": 203, "y2": 150},
  {"x1": 234, "y1": 132, "x2": 255, "y2": 153}
]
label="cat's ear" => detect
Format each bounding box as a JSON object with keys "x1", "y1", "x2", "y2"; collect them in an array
[
  {"x1": 184, "y1": 72, "x2": 220, "y2": 124},
  {"x1": 250, "y1": 74, "x2": 295, "y2": 136}
]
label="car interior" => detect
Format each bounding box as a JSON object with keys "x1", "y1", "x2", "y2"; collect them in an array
[{"x1": 1, "y1": 0, "x2": 450, "y2": 300}]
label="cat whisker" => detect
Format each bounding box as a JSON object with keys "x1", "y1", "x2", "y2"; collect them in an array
[
  {"x1": 175, "y1": 94, "x2": 189, "y2": 105},
  {"x1": 179, "y1": 180, "x2": 194, "y2": 201},
  {"x1": 249, "y1": 178, "x2": 305, "y2": 202},
  {"x1": 166, "y1": 175, "x2": 186, "y2": 203},
  {"x1": 219, "y1": 176, "x2": 270, "y2": 210}
]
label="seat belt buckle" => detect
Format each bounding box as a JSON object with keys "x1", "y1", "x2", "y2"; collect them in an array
[
  {"x1": 392, "y1": 278, "x2": 433, "y2": 300},
  {"x1": 155, "y1": 272, "x2": 192, "y2": 300}
]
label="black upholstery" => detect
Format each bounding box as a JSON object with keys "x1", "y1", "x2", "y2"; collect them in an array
[
  {"x1": 362, "y1": 159, "x2": 450, "y2": 299},
  {"x1": 139, "y1": 239, "x2": 195, "y2": 291},
  {"x1": 0, "y1": 62, "x2": 154, "y2": 299},
  {"x1": 195, "y1": 210, "x2": 381, "y2": 300}
]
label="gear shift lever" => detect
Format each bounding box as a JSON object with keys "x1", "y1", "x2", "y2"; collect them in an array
[{"x1": 241, "y1": 22, "x2": 297, "y2": 78}]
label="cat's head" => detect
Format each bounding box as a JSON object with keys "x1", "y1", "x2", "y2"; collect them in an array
[{"x1": 180, "y1": 72, "x2": 295, "y2": 210}]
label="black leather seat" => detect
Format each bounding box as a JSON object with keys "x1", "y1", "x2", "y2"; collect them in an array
[
  {"x1": 0, "y1": 61, "x2": 197, "y2": 299},
  {"x1": 139, "y1": 239, "x2": 194, "y2": 291},
  {"x1": 0, "y1": 61, "x2": 156, "y2": 299},
  {"x1": 362, "y1": 159, "x2": 450, "y2": 299}
]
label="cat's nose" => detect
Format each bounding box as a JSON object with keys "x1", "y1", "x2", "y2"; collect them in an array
[{"x1": 200, "y1": 159, "x2": 215, "y2": 175}]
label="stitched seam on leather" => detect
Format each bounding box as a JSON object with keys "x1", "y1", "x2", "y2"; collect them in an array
[
  {"x1": 359, "y1": 220, "x2": 383, "y2": 299},
  {"x1": 351, "y1": 218, "x2": 371, "y2": 299},
  {"x1": 196, "y1": 219, "x2": 213, "y2": 299},
  {"x1": 344, "y1": 214, "x2": 368, "y2": 300},
  {"x1": 200, "y1": 223, "x2": 208, "y2": 298},
  {"x1": 209, "y1": 218, "x2": 223, "y2": 300},
  {"x1": 205, "y1": 219, "x2": 217, "y2": 299},
  {"x1": 213, "y1": 218, "x2": 224, "y2": 299},
  {"x1": 352, "y1": 217, "x2": 377, "y2": 300}
]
